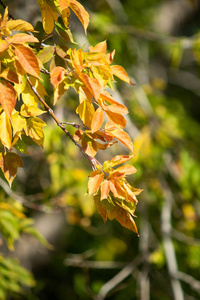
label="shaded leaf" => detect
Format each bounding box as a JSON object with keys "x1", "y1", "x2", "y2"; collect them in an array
[
  {"x1": 50, "y1": 66, "x2": 65, "y2": 87},
  {"x1": 0, "y1": 152, "x2": 23, "y2": 186}
]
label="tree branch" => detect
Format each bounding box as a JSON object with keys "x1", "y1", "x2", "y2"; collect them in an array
[{"x1": 27, "y1": 77, "x2": 98, "y2": 171}]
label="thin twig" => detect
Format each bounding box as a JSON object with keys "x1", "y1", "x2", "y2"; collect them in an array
[
  {"x1": 27, "y1": 77, "x2": 98, "y2": 171},
  {"x1": 96, "y1": 258, "x2": 141, "y2": 300},
  {"x1": 161, "y1": 178, "x2": 184, "y2": 300},
  {"x1": 0, "y1": 0, "x2": 15, "y2": 19}
]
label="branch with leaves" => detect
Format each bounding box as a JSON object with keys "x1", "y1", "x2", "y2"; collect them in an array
[{"x1": 0, "y1": 0, "x2": 142, "y2": 234}]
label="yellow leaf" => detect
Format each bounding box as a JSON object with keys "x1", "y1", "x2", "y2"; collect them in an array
[
  {"x1": 68, "y1": 0, "x2": 89, "y2": 33},
  {"x1": 20, "y1": 104, "x2": 46, "y2": 117},
  {"x1": 91, "y1": 107, "x2": 104, "y2": 133},
  {"x1": 0, "y1": 40, "x2": 10, "y2": 53},
  {"x1": 0, "y1": 152, "x2": 23, "y2": 187},
  {"x1": 12, "y1": 111, "x2": 26, "y2": 135},
  {"x1": 2, "y1": 6, "x2": 9, "y2": 27},
  {"x1": 82, "y1": 139, "x2": 97, "y2": 157},
  {"x1": 88, "y1": 170, "x2": 104, "y2": 195},
  {"x1": 15, "y1": 45, "x2": 41, "y2": 79},
  {"x1": 0, "y1": 111, "x2": 12, "y2": 149},
  {"x1": 6, "y1": 19, "x2": 34, "y2": 32},
  {"x1": 25, "y1": 117, "x2": 46, "y2": 147},
  {"x1": 111, "y1": 65, "x2": 134, "y2": 85},
  {"x1": 61, "y1": 7, "x2": 70, "y2": 28},
  {"x1": 76, "y1": 100, "x2": 95, "y2": 127},
  {"x1": 38, "y1": 0, "x2": 58, "y2": 34},
  {"x1": 0, "y1": 80, "x2": 17, "y2": 119}
]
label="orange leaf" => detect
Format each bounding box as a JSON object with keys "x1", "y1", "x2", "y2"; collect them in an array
[
  {"x1": 0, "y1": 152, "x2": 23, "y2": 187},
  {"x1": 115, "y1": 165, "x2": 137, "y2": 175},
  {"x1": 59, "y1": 0, "x2": 70, "y2": 10},
  {"x1": 0, "y1": 68, "x2": 20, "y2": 84},
  {"x1": 105, "y1": 110, "x2": 127, "y2": 128},
  {"x1": 101, "y1": 91, "x2": 128, "y2": 115},
  {"x1": 110, "y1": 129, "x2": 133, "y2": 152},
  {"x1": 88, "y1": 170, "x2": 104, "y2": 195},
  {"x1": 91, "y1": 107, "x2": 104, "y2": 133},
  {"x1": 68, "y1": 0, "x2": 89, "y2": 33},
  {"x1": 15, "y1": 45, "x2": 40, "y2": 79},
  {"x1": 50, "y1": 67, "x2": 65, "y2": 87},
  {"x1": 89, "y1": 40, "x2": 107, "y2": 53},
  {"x1": 94, "y1": 194, "x2": 108, "y2": 223},
  {"x1": 100, "y1": 180, "x2": 110, "y2": 200},
  {"x1": 110, "y1": 154, "x2": 134, "y2": 166},
  {"x1": 82, "y1": 139, "x2": 97, "y2": 157},
  {"x1": 111, "y1": 65, "x2": 134, "y2": 85},
  {"x1": 7, "y1": 34, "x2": 39, "y2": 44},
  {"x1": 107, "y1": 204, "x2": 138, "y2": 234},
  {"x1": 80, "y1": 73, "x2": 101, "y2": 101},
  {"x1": 0, "y1": 80, "x2": 17, "y2": 119}
]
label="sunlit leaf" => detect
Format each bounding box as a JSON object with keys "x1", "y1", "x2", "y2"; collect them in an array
[
  {"x1": 88, "y1": 170, "x2": 104, "y2": 195},
  {"x1": 111, "y1": 65, "x2": 134, "y2": 85},
  {"x1": 20, "y1": 104, "x2": 46, "y2": 117},
  {"x1": 7, "y1": 34, "x2": 39, "y2": 44},
  {"x1": 6, "y1": 19, "x2": 34, "y2": 32},
  {"x1": 91, "y1": 107, "x2": 104, "y2": 133},
  {"x1": 37, "y1": 0, "x2": 58, "y2": 34},
  {"x1": 0, "y1": 80, "x2": 17, "y2": 118},
  {"x1": 15, "y1": 45, "x2": 41, "y2": 79},
  {"x1": 0, "y1": 111, "x2": 12, "y2": 149}
]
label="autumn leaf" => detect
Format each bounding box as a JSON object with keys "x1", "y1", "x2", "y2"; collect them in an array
[
  {"x1": 7, "y1": 34, "x2": 39, "y2": 44},
  {"x1": 0, "y1": 68, "x2": 20, "y2": 84},
  {"x1": 88, "y1": 170, "x2": 104, "y2": 195},
  {"x1": 0, "y1": 80, "x2": 17, "y2": 119},
  {"x1": 68, "y1": 0, "x2": 89, "y2": 34},
  {"x1": 15, "y1": 45, "x2": 41, "y2": 79},
  {"x1": 109, "y1": 128, "x2": 133, "y2": 152},
  {"x1": 115, "y1": 165, "x2": 137, "y2": 175},
  {"x1": 89, "y1": 40, "x2": 107, "y2": 54},
  {"x1": 105, "y1": 110, "x2": 127, "y2": 128},
  {"x1": 12, "y1": 111, "x2": 26, "y2": 136},
  {"x1": 0, "y1": 111, "x2": 12, "y2": 149},
  {"x1": 0, "y1": 152, "x2": 23, "y2": 187},
  {"x1": 50, "y1": 66, "x2": 66, "y2": 87},
  {"x1": 111, "y1": 65, "x2": 134, "y2": 85},
  {"x1": 37, "y1": 46, "x2": 54, "y2": 64},
  {"x1": 76, "y1": 100, "x2": 95, "y2": 127},
  {"x1": 6, "y1": 19, "x2": 34, "y2": 32},
  {"x1": 25, "y1": 117, "x2": 46, "y2": 147},
  {"x1": 100, "y1": 180, "x2": 110, "y2": 200},
  {"x1": 37, "y1": 0, "x2": 58, "y2": 34},
  {"x1": 91, "y1": 107, "x2": 104, "y2": 133},
  {"x1": 0, "y1": 40, "x2": 10, "y2": 52},
  {"x1": 20, "y1": 104, "x2": 46, "y2": 117}
]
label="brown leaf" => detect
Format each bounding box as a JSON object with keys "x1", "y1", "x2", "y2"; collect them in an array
[
  {"x1": 0, "y1": 152, "x2": 23, "y2": 187},
  {"x1": 0, "y1": 80, "x2": 17, "y2": 119}
]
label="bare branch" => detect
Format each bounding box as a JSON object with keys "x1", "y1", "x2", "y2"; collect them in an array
[{"x1": 161, "y1": 178, "x2": 184, "y2": 300}]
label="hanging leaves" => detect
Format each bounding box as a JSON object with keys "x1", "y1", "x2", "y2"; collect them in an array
[{"x1": 0, "y1": 4, "x2": 142, "y2": 234}]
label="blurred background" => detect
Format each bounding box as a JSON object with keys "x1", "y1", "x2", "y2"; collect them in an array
[{"x1": 1, "y1": 0, "x2": 200, "y2": 299}]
